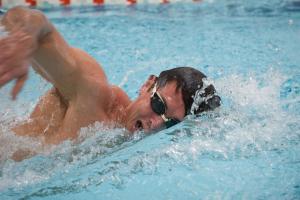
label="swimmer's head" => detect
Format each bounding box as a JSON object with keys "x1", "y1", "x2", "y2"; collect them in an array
[
  {"x1": 125, "y1": 67, "x2": 221, "y2": 132},
  {"x1": 156, "y1": 67, "x2": 221, "y2": 116}
]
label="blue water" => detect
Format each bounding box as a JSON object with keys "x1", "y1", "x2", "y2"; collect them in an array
[{"x1": 0, "y1": 0, "x2": 300, "y2": 199}]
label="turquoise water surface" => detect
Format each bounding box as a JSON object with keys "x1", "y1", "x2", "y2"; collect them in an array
[{"x1": 0, "y1": 0, "x2": 300, "y2": 199}]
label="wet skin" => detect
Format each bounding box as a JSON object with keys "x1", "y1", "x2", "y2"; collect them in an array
[{"x1": 0, "y1": 7, "x2": 185, "y2": 145}]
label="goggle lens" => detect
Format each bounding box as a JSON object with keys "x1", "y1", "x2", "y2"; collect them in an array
[
  {"x1": 150, "y1": 88, "x2": 180, "y2": 129},
  {"x1": 150, "y1": 92, "x2": 166, "y2": 115}
]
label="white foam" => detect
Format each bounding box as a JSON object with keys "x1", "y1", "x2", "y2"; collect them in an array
[
  {"x1": 190, "y1": 77, "x2": 215, "y2": 115},
  {"x1": 145, "y1": 69, "x2": 299, "y2": 166},
  {"x1": 0, "y1": 69, "x2": 299, "y2": 192}
]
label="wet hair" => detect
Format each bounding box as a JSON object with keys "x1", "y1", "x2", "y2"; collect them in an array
[{"x1": 156, "y1": 67, "x2": 221, "y2": 116}]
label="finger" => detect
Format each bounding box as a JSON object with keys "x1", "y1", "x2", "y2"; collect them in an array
[
  {"x1": 0, "y1": 71, "x2": 13, "y2": 87},
  {"x1": 11, "y1": 73, "x2": 28, "y2": 100},
  {"x1": 0, "y1": 52, "x2": 31, "y2": 76},
  {"x1": 0, "y1": 63, "x2": 24, "y2": 78},
  {"x1": 0, "y1": 34, "x2": 32, "y2": 75},
  {"x1": 0, "y1": 59, "x2": 19, "y2": 76},
  {"x1": 0, "y1": 55, "x2": 18, "y2": 77},
  {"x1": 0, "y1": 64, "x2": 28, "y2": 87},
  {"x1": 0, "y1": 62, "x2": 12, "y2": 76}
]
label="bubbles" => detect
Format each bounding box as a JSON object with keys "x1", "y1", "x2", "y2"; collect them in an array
[
  {"x1": 280, "y1": 74, "x2": 300, "y2": 114},
  {"x1": 0, "y1": 127, "x2": 44, "y2": 162},
  {"x1": 153, "y1": 69, "x2": 300, "y2": 180},
  {"x1": 190, "y1": 77, "x2": 216, "y2": 115},
  {"x1": 0, "y1": 69, "x2": 299, "y2": 199}
]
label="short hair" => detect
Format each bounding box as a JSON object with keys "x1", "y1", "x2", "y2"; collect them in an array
[{"x1": 156, "y1": 67, "x2": 221, "y2": 116}]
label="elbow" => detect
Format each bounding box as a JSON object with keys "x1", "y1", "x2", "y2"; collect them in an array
[
  {"x1": 5, "y1": 5, "x2": 28, "y2": 14},
  {"x1": 4, "y1": 6, "x2": 44, "y2": 19},
  {"x1": 3, "y1": 6, "x2": 34, "y2": 24},
  {"x1": 3, "y1": 6, "x2": 51, "y2": 39}
]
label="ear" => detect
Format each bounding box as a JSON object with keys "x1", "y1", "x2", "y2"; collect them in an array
[{"x1": 139, "y1": 75, "x2": 157, "y2": 96}]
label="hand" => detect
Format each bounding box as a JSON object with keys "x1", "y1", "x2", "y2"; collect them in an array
[{"x1": 0, "y1": 30, "x2": 33, "y2": 100}]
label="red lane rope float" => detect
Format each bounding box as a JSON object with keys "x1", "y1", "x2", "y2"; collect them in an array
[
  {"x1": 127, "y1": 0, "x2": 137, "y2": 5},
  {"x1": 25, "y1": 0, "x2": 37, "y2": 6},
  {"x1": 0, "y1": 0, "x2": 202, "y2": 8},
  {"x1": 93, "y1": 0, "x2": 104, "y2": 5},
  {"x1": 60, "y1": 0, "x2": 71, "y2": 6}
]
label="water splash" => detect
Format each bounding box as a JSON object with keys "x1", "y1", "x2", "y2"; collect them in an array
[
  {"x1": 0, "y1": 61, "x2": 299, "y2": 199},
  {"x1": 190, "y1": 77, "x2": 215, "y2": 115}
]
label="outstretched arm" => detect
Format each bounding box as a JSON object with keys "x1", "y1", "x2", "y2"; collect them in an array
[{"x1": 0, "y1": 6, "x2": 107, "y2": 100}]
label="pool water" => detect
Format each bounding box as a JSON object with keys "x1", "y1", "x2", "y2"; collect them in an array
[{"x1": 1, "y1": 0, "x2": 300, "y2": 199}]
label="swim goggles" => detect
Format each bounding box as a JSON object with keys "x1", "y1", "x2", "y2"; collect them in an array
[{"x1": 150, "y1": 83, "x2": 180, "y2": 128}]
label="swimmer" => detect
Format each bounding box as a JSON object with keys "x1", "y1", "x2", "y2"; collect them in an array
[{"x1": 0, "y1": 7, "x2": 221, "y2": 146}]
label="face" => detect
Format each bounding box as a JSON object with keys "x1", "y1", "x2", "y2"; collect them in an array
[{"x1": 125, "y1": 79, "x2": 185, "y2": 133}]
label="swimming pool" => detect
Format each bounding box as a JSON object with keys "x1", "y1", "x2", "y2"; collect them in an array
[{"x1": 0, "y1": 0, "x2": 300, "y2": 199}]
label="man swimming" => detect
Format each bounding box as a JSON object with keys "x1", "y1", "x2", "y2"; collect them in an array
[{"x1": 0, "y1": 7, "x2": 221, "y2": 145}]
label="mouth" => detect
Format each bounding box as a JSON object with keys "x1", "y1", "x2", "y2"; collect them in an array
[{"x1": 134, "y1": 120, "x2": 144, "y2": 131}]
